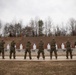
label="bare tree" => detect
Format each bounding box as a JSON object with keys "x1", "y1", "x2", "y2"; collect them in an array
[
  {"x1": 44, "y1": 17, "x2": 53, "y2": 36},
  {"x1": 47, "y1": 17, "x2": 52, "y2": 36},
  {"x1": 30, "y1": 19, "x2": 35, "y2": 37},
  {"x1": 0, "y1": 20, "x2": 2, "y2": 30},
  {"x1": 3, "y1": 23, "x2": 9, "y2": 37},
  {"x1": 60, "y1": 23, "x2": 67, "y2": 36},
  {"x1": 69, "y1": 18, "x2": 76, "y2": 36},
  {"x1": 30, "y1": 18, "x2": 40, "y2": 37},
  {"x1": 22, "y1": 26, "x2": 33, "y2": 37},
  {"x1": 34, "y1": 19, "x2": 39, "y2": 37},
  {"x1": 0, "y1": 20, "x2": 2, "y2": 37},
  {"x1": 60, "y1": 27, "x2": 67, "y2": 36},
  {"x1": 3, "y1": 17, "x2": 76, "y2": 37},
  {"x1": 8, "y1": 24, "x2": 15, "y2": 37},
  {"x1": 44, "y1": 21, "x2": 48, "y2": 36},
  {"x1": 54, "y1": 26, "x2": 61, "y2": 36},
  {"x1": 14, "y1": 23, "x2": 22, "y2": 37}
]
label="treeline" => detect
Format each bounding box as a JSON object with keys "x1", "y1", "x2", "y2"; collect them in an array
[{"x1": 0, "y1": 17, "x2": 76, "y2": 37}]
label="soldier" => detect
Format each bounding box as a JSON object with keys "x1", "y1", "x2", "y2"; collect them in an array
[
  {"x1": 37, "y1": 39, "x2": 45, "y2": 60},
  {"x1": 10, "y1": 40, "x2": 16, "y2": 59},
  {"x1": 66, "y1": 39, "x2": 72, "y2": 59},
  {"x1": 24, "y1": 41, "x2": 32, "y2": 59},
  {"x1": 74, "y1": 41, "x2": 76, "y2": 48},
  {"x1": 0, "y1": 40, "x2": 5, "y2": 59},
  {"x1": 50, "y1": 39, "x2": 57, "y2": 59}
]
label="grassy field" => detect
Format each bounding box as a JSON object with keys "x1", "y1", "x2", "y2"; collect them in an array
[{"x1": 0, "y1": 61, "x2": 76, "y2": 75}]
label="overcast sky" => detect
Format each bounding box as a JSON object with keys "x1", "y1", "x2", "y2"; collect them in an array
[{"x1": 0, "y1": 0, "x2": 76, "y2": 26}]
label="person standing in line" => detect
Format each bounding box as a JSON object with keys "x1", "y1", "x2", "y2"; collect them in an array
[
  {"x1": 37, "y1": 39, "x2": 45, "y2": 60},
  {"x1": 10, "y1": 40, "x2": 16, "y2": 59},
  {"x1": 0, "y1": 40, "x2": 5, "y2": 59},
  {"x1": 24, "y1": 40, "x2": 32, "y2": 59},
  {"x1": 50, "y1": 39, "x2": 57, "y2": 59},
  {"x1": 66, "y1": 39, "x2": 72, "y2": 59}
]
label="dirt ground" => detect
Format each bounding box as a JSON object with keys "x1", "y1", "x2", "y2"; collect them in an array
[{"x1": 0, "y1": 61, "x2": 76, "y2": 75}]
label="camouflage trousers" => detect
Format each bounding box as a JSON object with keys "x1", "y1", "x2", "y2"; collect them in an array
[
  {"x1": 37, "y1": 50, "x2": 45, "y2": 59},
  {"x1": 24, "y1": 49, "x2": 32, "y2": 59},
  {"x1": 0, "y1": 49, "x2": 4, "y2": 59},
  {"x1": 10, "y1": 50, "x2": 16, "y2": 59},
  {"x1": 66, "y1": 48, "x2": 72, "y2": 59},
  {"x1": 50, "y1": 48, "x2": 57, "y2": 59}
]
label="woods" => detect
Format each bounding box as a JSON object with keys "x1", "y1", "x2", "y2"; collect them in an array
[{"x1": 0, "y1": 18, "x2": 76, "y2": 37}]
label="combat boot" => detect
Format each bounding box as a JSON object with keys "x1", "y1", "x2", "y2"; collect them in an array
[
  {"x1": 43, "y1": 57, "x2": 45, "y2": 60},
  {"x1": 24, "y1": 56, "x2": 26, "y2": 59},
  {"x1": 55, "y1": 55, "x2": 57, "y2": 59},
  {"x1": 37, "y1": 56, "x2": 39, "y2": 60},
  {"x1": 71, "y1": 55, "x2": 73, "y2": 59},
  {"x1": 30, "y1": 57, "x2": 32, "y2": 60},
  {"x1": 66, "y1": 57, "x2": 68, "y2": 59},
  {"x1": 2, "y1": 53, "x2": 4, "y2": 59}
]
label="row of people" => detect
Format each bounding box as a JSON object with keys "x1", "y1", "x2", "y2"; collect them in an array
[
  {"x1": 0, "y1": 39, "x2": 74, "y2": 59},
  {"x1": 6, "y1": 42, "x2": 76, "y2": 50}
]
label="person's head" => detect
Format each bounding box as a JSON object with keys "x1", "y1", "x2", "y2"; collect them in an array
[
  {"x1": 27, "y1": 40, "x2": 30, "y2": 43},
  {"x1": 52, "y1": 38, "x2": 55, "y2": 40},
  {"x1": 1, "y1": 40, "x2": 3, "y2": 41},
  {"x1": 40, "y1": 39, "x2": 42, "y2": 42},
  {"x1": 1, "y1": 40, "x2": 4, "y2": 42},
  {"x1": 12, "y1": 40, "x2": 14, "y2": 42}
]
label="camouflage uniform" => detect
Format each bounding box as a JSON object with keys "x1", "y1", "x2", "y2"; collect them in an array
[
  {"x1": 24, "y1": 41, "x2": 32, "y2": 59},
  {"x1": 50, "y1": 39, "x2": 57, "y2": 59},
  {"x1": 0, "y1": 40, "x2": 5, "y2": 59},
  {"x1": 74, "y1": 41, "x2": 76, "y2": 47},
  {"x1": 66, "y1": 40, "x2": 72, "y2": 59},
  {"x1": 10, "y1": 40, "x2": 16, "y2": 59},
  {"x1": 37, "y1": 40, "x2": 45, "y2": 60}
]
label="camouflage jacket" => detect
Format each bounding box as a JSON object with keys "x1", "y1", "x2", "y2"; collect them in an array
[
  {"x1": 39, "y1": 41, "x2": 44, "y2": 50},
  {"x1": 50, "y1": 40, "x2": 56, "y2": 48},
  {"x1": 10, "y1": 41, "x2": 16, "y2": 48},
  {"x1": 26, "y1": 42, "x2": 31, "y2": 50},
  {"x1": 0, "y1": 40, "x2": 5, "y2": 49},
  {"x1": 66, "y1": 41, "x2": 71, "y2": 48}
]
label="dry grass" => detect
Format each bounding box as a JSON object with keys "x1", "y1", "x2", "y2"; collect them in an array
[{"x1": 0, "y1": 61, "x2": 76, "y2": 75}]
